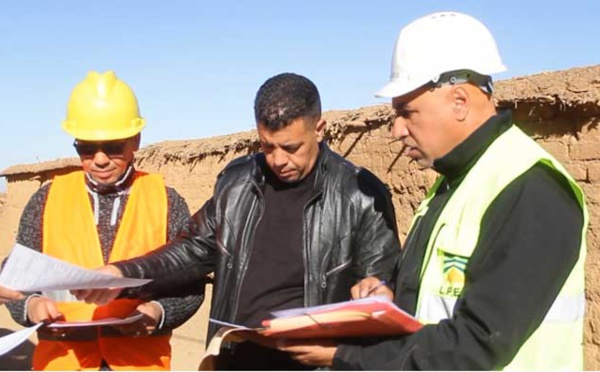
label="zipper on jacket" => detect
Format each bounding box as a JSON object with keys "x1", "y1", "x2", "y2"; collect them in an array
[
  {"x1": 302, "y1": 190, "x2": 323, "y2": 306},
  {"x1": 318, "y1": 229, "x2": 352, "y2": 290},
  {"x1": 396, "y1": 214, "x2": 425, "y2": 283},
  {"x1": 217, "y1": 239, "x2": 233, "y2": 264},
  {"x1": 401, "y1": 215, "x2": 423, "y2": 262},
  {"x1": 322, "y1": 259, "x2": 352, "y2": 289},
  {"x1": 230, "y1": 181, "x2": 265, "y2": 321},
  {"x1": 211, "y1": 200, "x2": 233, "y2": 261}
]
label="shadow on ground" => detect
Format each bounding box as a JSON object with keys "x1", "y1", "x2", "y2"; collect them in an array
[{"x1": 0, "y1": 328, "x2": 33, "y2": 370}]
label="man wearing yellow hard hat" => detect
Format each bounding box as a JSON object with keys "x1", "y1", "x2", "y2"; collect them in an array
[
  {"x1": 6, "y1": 71, "x2": 203, "y2": 370},
  {"x1": 276, "y1": 11, "x2": 587, "y2": 370}
]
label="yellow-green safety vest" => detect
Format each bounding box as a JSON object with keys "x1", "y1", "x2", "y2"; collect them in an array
[{"x1": 410, "y1": 125, "x2": 587, "y2": 370}]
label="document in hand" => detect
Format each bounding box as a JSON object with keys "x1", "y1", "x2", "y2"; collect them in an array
[
  {"x1": 0, "y1": 243, "x2": 151, "y2": 291},
  {"x1": 46, "y1": 313, "x2": 144, "y2": 328},
  {"x1": 260, "y1": 295, "x2": 422, "y2": 339},
  {"x1": 200, "y1": 297, "x2": 421, "y2": 370},
  {"x1": 0, "y1": 323, "x2": 43, "y2": 357}
]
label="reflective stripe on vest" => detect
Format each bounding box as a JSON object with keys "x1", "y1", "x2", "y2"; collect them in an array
[
  {"x1": 37, "y1": 170, "x2": 171, "y2": 371},
  {"x1": 411, "y1": 126, "x2": 587, "y2": 371},
  {"x1": 419, "y1": 292, "x2": 585, "y2": 325}
]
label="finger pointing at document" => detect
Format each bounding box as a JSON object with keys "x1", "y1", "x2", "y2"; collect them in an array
[{"x1": 71, "y1": 264, "x2": 124, "y2": 305}]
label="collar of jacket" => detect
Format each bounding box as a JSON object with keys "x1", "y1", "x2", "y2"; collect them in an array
[
  {"x1": 433, "y1": 109, "x2": 513, "y2": 188},
  {"x1": 84, "y1": 164, "x2": 136, "y2": 195},
  {"x1": 253, "y1": 142, "x2": 331, "y2": 194}
]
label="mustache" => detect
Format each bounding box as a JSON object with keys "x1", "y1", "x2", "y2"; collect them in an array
[
  {"x1": 388, "y1": 138, "x2": 409, "y2": 152},
  {"x1": 387, "y1": 139, "x2": 416, "y2": 164}
]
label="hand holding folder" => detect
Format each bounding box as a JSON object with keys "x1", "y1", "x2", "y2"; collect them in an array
[{"x1": 199, "y1": 296, "x2": 422, "y2": 370}]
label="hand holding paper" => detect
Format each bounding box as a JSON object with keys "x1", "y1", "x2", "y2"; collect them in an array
[
  {"x1": 70, "y1": 265, "x2": 125, "y2": 305},
  {"x1": 107, "y1": 302, "x2": 161, "y2": 337},
  {"x1": 27, "y1": 296, "x2": 63, "y2": 324}
]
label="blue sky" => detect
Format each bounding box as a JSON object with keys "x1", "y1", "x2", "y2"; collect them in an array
[{"x1": 1, "y1": 0, "x2": 598, "y2": 190}]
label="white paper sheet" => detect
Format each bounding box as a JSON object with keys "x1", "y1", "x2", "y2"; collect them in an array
[
  {"x1": 209, "y1": 318, "x2": 250, "y2": 329},
  {"x1": 0, "y1": 243, "x2": 152, "y2": 291},
  {"x1": 270, "y1": 295, "x2": 392, "y2": 318},
  {"x1": 47, "y1": 313, "x2": 144, "y2": 328},
  {"x1": 0, "y1": 323, "x2": 42, "y2": 356}
]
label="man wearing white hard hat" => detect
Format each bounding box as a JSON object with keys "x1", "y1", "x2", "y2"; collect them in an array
[{"x1": 278, "y1": 11, "x2": 587, "y2": 370}]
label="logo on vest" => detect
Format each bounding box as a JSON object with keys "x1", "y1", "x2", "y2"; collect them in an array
[{"x1": 439, "y1": 254, "x2": 467, "y2": 297}]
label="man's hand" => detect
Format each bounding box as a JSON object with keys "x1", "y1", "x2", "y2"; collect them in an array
[
  {"x1": 111, "y1": 301, "x2": 162, "y2": 337},
  {"x1": 71, "y1": 265, "x2": 124, "y2": 305},
  {"x1": 27, "y1": 296, "x2": 72, "y2": 337},
  {"x1": 351, "y1": 276, "x2": 393, "y2": 300},
  {"x1": 277, "y1": 339, "x2": 338, "y2": 367},
  {"x1": 27, "y1": 296, "x2": 62, "y2": 324},
  {"x1": 0, "y1": 285, "x2": 24, "y2": 304}
]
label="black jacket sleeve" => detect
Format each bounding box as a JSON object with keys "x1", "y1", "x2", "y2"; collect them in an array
[
  {"x1": 5, "y1": 185, "x2": 49, "y2": 326},
  {"x1": 334, "y1": 164, "x2": 584, "y2": 370},
  {"x1": 152, "y1": 187, "x2": 205, "y2": 330},
  {"x1": 116, "y1": 196, "x2": 218, "y2": 300},
  {"x1": 353, "y1": 169, "x2": 401, "y2": 282}
]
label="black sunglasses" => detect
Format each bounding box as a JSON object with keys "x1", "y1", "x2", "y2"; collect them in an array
[{"x1": 73, "y1": 139, "x2": 129, "y2": 157}]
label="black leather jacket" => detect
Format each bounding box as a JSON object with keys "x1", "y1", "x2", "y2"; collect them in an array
[{"x1": 117, "y1": 143, "x2": 401, "y2": 341}]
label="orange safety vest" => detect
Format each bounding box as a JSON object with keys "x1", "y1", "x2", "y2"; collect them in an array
[{"x1": 34, "y1": 170, "x2": 171, "y2": 371}]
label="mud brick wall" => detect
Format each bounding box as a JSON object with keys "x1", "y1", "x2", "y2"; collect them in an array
[{"x1": 2, "y1": 65, "x2": 600, "y2": 369}]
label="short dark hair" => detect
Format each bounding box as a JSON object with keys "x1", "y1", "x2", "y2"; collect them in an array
[{"x1": 254, "y1": 73, "x2": 321, "y2": 131}]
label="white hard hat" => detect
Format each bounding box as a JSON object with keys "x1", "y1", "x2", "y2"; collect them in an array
[{"x1": 376, "y1": 11, "x2": 507, "y2": 98}]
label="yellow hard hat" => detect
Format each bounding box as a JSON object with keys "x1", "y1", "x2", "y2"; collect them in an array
[{"x1": 62, "y1": 70, "x2": 146, "y2": 141}]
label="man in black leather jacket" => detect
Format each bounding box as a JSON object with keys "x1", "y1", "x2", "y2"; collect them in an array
[{"x1": 74, "y1": 73, "x2": 401, "y2": 370}]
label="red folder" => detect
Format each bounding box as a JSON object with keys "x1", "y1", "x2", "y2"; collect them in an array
[
  {"x1": 200, "y1": 298, "x2": 422, "y2": 370},
  {"x1": 259, "y1": 296, "x2": 422, "y2": 339}
]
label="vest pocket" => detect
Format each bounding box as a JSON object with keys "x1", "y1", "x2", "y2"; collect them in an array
[
  {"x1": 433, "y1": 223, "x2": 480, "y2": 258},
  {"x1": 432, "y1": 223, "x2": 477, "y2": 299}
]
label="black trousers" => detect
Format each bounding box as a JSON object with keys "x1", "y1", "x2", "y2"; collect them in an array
[{"x1": 216, "y1": 341, "x2": 313, "y2": 371}]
